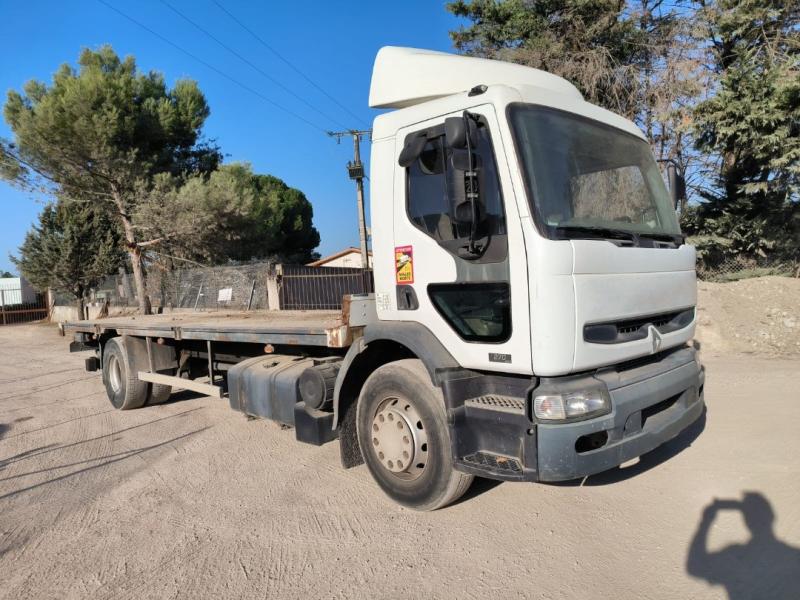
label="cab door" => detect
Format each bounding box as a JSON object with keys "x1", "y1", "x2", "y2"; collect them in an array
[{"x1": 386, "y1": 104, "x2": 532, "y2": 375}]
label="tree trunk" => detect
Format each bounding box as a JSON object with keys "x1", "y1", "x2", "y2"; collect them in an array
[
  {"x1": 129, "y1": 246, "x2": 150, "y2": 315},
  {"x1": 111, "y1": 187, "x2": 151, "y2": 315},
  {"x1": 76, "y1": 295, "x2": 85, "y2": 321}
]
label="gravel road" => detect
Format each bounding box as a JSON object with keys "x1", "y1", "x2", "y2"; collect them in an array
[{"x1": 1, "y1": 323, "x2": 798, "y2": 599}]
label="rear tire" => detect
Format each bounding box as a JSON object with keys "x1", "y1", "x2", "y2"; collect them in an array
[
  {"x1": 356, "y1": 359, "x2": 473, "y2": 511},
  {"x1": 102, "y1": 337, "x2": 149, "y2": 410},
  {"x1": 147, "y1": 382, "x2": 172, "y2": 405}
]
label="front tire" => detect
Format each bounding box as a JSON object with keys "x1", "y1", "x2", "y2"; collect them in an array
[{"x1": 356, "y1": 359, "x2": 473, "y2": 510}]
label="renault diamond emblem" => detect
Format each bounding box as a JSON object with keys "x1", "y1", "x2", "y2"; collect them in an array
[{"x1": 650, "y1": 326, "x2": 662, "y2": 354}]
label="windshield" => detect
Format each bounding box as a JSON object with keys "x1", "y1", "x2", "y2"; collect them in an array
[{"x1": 509, "y1": 104, "x2": 681, "y2": 240}]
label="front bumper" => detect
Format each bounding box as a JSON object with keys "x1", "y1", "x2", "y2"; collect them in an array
[
  {"x1": 537, "y1": 349, "x2": 704, "y2": 481},
  {"x1": 449, "y1": 346, "x2": 705, "y2": 482}
]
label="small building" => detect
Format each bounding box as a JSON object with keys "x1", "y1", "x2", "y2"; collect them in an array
[
  {"x1": 307, "y1": 247, "x2": 372, "y2": 269},
  {"x1": 0, "y1": 275, "x2": 37, "y2": 307}
]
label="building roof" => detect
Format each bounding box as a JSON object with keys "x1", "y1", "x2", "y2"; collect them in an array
[{"x1": 306, "y1": 247, "x2": 372, "y2": 267}]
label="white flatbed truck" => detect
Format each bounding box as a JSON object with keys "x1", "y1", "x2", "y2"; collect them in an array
[{"x1": 64, "y1": 47, "x2": 705, "y2": 510}]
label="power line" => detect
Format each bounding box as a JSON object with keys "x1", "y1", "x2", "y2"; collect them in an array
[
  {"x1": 96, "y1": 0, "x2": 328, "y2": 133},
  {"x1": 211, "y1": 0, "x2": 368, "y2": 127},
  {"x1": 159, "y1": 0, "x2": 349, "y2": 130}
]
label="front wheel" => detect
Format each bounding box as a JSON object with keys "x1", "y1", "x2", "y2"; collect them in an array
[{"x1": 356, "y1": 359, "x2": 473, "y2": 511}]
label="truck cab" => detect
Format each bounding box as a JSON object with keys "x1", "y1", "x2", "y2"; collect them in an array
[{"x1": 343, "y1": 47, "x2": 704, "y2": 504}]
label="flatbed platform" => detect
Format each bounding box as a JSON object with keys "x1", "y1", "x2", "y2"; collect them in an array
[{"x1": 63, "y1": 309, "x2": 353, "y2": 348}]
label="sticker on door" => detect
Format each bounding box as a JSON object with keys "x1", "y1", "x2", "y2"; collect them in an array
[{"x1": 395, "y1": 245, "x2": 414, "y2": 284}]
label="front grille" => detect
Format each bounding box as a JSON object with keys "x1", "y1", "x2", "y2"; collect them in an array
[
  {"x1": 584, "y1": 307, "x2": 695, "y2": 344},
  {"x1": 462, "y1": 452, "x2": 522, "y2": 473},
  {"x1": 618, "y1": 313, "x2": 675, "y2": 334}
]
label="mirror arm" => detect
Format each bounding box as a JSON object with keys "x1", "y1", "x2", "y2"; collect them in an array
[
  {"x1": 462, "y1": 111, "x2": 482, "y2": 256},
  {"x1": 657, "y1": 158, "x2": 686, "y2": 210}
]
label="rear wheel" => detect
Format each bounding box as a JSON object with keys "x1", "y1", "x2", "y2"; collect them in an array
[
  {"x1": 147, "y1": 382, "x2": 172, "y2": 405},
  {"x1": 102, "y1": 337, "x2": 149, "y2": 410},
  {"x1": 356, "y1": 359, "x2": 473, "y2": 511}
]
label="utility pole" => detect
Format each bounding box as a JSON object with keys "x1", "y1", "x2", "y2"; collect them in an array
[{"x1": 327, "y1": 129, "x2": 372, "y2": 269}]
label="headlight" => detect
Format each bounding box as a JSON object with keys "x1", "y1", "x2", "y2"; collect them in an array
[{"x1": 533, "y1": 388, "x2": 611, "y2": 421}]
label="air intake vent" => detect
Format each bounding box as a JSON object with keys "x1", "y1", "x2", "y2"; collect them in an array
[{"x1": 584, "y1": 307, "x2": 694, "y2": 344}]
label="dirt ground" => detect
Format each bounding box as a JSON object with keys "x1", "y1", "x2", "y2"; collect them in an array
[
  {"x1": 696, "y1": 276, "x2": 800, "y2": 357},
  {"x1": 1, "y1": 308, "x2": 799, "y2": 598}
]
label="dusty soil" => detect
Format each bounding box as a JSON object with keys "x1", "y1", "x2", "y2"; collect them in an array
[
  {"x1": 696, "y1": 276, "x2": 800, "y2": 357},
  {"x1": 0, "y1": 323, "x2": 798, "y2": 599}
]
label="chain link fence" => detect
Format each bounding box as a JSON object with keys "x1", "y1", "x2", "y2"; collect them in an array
[
  {"x1": 77, "y1": 261, "x2": 374, "y2": 312},
  {"x1": 141, "y1": 263, "x2": 276, "y2": 311},
  {"x1": 696, "y1": 257, "x2": 800, "y2": 283}
]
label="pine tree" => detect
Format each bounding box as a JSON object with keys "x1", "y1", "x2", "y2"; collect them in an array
[
  {"x1": 690, "y1": 0, "x2": 800, "y2": 259},
  {"x1": 133, "y1": 163, "x2": 320, "y2": 266},
  {"x1": 447, "y1": 0, "x2": 704, "y2": 190},
  {"x1": 11, "y1": 201, "x2": 124, "y2": 316},
  {"x1": 1, "y1": 46, "x2": 220, "y2": 314}
]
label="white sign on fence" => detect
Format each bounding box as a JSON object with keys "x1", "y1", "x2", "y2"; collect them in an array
[{"x1": 217, "y1": 287, "x2": 233, "y2": 303}]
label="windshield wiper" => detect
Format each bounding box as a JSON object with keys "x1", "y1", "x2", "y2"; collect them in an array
[
  {"x1": 637, "y1": 231, "x2": 685, "y2": 246},
  {"x1": 554, "y1": 225, "x2": 637, "y2": 243}
]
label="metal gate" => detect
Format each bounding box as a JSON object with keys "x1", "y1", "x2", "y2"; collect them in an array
[
  {"x1": 0, "y1": 288, "x2": 48, "y2": 325},
  {"x1": 278, "y1": 265, "x2": 374, "y2": 310}
]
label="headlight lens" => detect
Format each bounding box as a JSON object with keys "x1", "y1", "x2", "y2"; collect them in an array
[{"x1": 533, "y1": 388, "x2": 611, "y2": 421}]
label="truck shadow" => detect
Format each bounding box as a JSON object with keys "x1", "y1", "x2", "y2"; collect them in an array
[
  {"x1": 0, "y1": 409, "x2": 116, "y2": 441},
  {"x1": 686, "y1": 492, "x2": 800, "y2": 599},
  {"x1": 160, "y1": 389, "x2": 206, "y2": 405},
  {"x1": 452, "y1": 476, "x2": 504, "y2": 506},
  {"x1": 0, "y1": 424, "x2": 8, "y2": 441},
  {"x1": 0, "y1": 408, "x2": 204, "y2": 471},
  {"x1": 0, "y1": 427, "x2": 209, "y2": 502},
  {"x1": 551, "y1": 406, "x2": 707, "y2": 487}
]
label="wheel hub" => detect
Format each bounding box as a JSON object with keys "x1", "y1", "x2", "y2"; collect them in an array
[
  {"x1": 108, "y1": 354, "x2": 122, "y2": 393},
  {"x1": 371, "y1": 397, "x2": 428, "y2": 480}
]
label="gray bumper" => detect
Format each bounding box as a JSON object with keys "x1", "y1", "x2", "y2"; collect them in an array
[{"x1": 536, "y1": 347, "x2": 705, "y2": 482}]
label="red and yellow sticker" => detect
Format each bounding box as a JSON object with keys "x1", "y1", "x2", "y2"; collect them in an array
[{"x1": 395, "y1": 245, "x2": 414, "y2": 284}]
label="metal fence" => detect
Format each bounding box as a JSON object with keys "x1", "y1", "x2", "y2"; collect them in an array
[
  {"x1": 697, "y1": 257, "x2": 800, "y2": 282},
  {"x1": 75, "y1": 261, "x2": 375, "y2": 312},
  {"x1": 278, "y1": 265, "x2": 374, "y2": 310},
  {"x1": 142, "y1": 263, "x2": 275, "y2": 311},
  {"x1": 0, "y1": 288, "x2": 48, "y2": 325}
]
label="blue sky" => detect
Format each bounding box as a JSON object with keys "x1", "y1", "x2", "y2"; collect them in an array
[{"x1": 0, "y1": 1, "x2": 464, "y2": 274}]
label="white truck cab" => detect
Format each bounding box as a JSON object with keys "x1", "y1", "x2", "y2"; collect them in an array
[
  {"x1": 369, "y1": 47, "x2": 696, "y2": 376},
  {"x1": 356, "y1": 47, "x2": 704, "y2": 502}
]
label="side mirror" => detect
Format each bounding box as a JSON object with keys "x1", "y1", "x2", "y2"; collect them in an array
[
  {"x1": 398, "y1": 133, "x2": 428, "y2": 168},
  {"x1": 448, "y1": 150, "x2": 484, "y2": 225},
  {"x1": 444, "y1": 116, "x2": 477, "y2": 149},
  {"x1": 666, "y1": 163, "x2": 687, "y2": 210}
]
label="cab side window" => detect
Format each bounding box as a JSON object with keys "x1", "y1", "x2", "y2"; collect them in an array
[
  {"x1": 407, "y1": 137, "x2": 455, "y2": 241},
  {"x1": 405, "y1": 122, "x2": 507, "y2": 250}
]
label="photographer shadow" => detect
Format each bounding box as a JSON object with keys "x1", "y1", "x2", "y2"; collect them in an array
[{"x1": 687, "y1": 492, "x2": 800, "y2": 600}]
